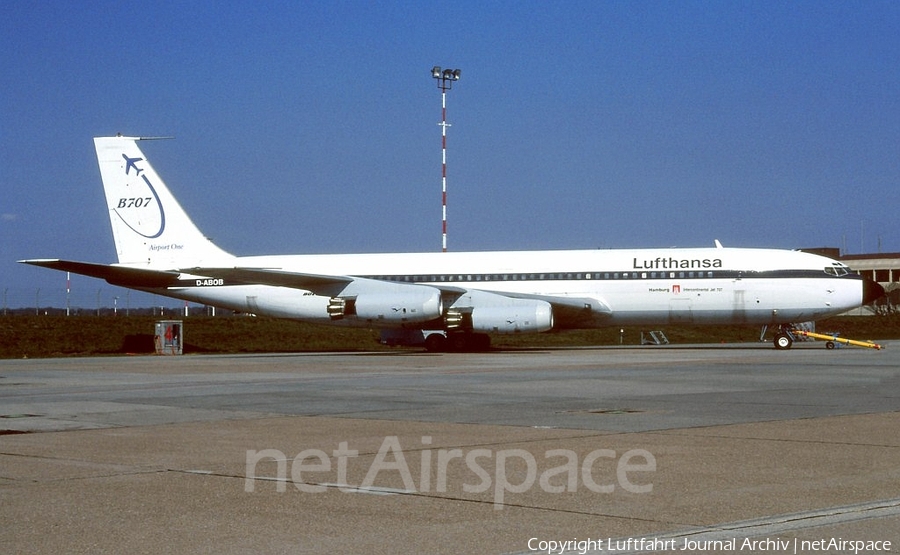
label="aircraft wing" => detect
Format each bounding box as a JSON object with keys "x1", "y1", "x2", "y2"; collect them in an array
[
  {"x1": 480, "y1": 290, "x2": 613, "y2": 327},
  {"x1": 189, "y1": 267, "x2": 612, "y2": 326},
  {"x1": 185, "y1": 267, "x2": 355, "y2": 297},
  {"x1": 19, "y1": 259, "x2": 182, "y2": 288},
  {"x1": 22, "y1": 261, "x2": 614, "y2": 327},
  {"x1": 510, "y1": 292, "x2": 612, "y2": 315}
]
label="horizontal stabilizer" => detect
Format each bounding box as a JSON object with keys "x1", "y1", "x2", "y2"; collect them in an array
[{"x1": 19, "y1": 259, "x2": 181, "y2": 288}]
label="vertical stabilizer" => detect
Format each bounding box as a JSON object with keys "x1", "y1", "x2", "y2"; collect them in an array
[{"x1": 94, "y1": 136, "x2": 233, "y2": 268}]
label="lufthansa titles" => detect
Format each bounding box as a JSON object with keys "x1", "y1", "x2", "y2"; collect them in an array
[{"x1": 634, "y1": 257, "x2": 723, "y2": 270}]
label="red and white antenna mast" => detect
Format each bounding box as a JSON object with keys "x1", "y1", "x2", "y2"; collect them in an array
[{"x1": 431, "y1": 66, "x2": 461, "y2": 253}]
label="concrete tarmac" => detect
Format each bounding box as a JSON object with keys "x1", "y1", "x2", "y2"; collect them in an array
[{"x1": 1, "y1": 343, "x2": 898, "y2": 554}]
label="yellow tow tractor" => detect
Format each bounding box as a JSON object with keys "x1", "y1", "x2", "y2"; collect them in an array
[{"x1": 790, "y1": 329, "x2": 884, "y2": 350}]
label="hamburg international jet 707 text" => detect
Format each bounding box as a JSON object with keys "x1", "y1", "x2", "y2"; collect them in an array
[{"x1": 21, "y1": 136, "x2": 884, "y2": 351}]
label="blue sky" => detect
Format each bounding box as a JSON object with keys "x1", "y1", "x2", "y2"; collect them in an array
[{"x1": 2, "y1": 1, "x2": 899, "y2": 308}]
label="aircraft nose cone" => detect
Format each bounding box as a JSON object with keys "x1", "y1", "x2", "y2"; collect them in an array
[{"x1": 862, "y1": 278, "x2": 885, "y2": 305}]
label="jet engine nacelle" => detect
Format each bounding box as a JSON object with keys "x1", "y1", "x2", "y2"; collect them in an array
[
  {"x1": 331, "y1": 289, "x2": 443, "y2": 324},
  {"x1": 470, "y1": 300, "x2": 553, "y2": 334}
]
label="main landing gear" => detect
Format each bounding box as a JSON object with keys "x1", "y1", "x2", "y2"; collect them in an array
[{"x1": 424, "y1": 332, "x2": 491, "y2": 353}]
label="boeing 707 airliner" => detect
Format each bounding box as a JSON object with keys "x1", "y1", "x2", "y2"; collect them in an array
[{"x1": 21, "y1": 136, "x2": 884, "y2": 351}]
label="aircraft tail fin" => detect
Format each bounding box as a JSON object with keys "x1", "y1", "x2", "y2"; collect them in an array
[{"x1": 94, "y1": 136, "x2": 234, "y2": 269}]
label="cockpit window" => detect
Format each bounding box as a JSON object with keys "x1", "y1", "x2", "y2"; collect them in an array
[{"x1": 824, "y1": 263, "x2": 849, "y2": 277}]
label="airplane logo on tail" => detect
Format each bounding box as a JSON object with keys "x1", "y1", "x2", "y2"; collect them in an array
[
  {"x1": 123, "y1": 154, "x2": 144, "y2": 176},
  {"x1": 113, "y1": 152, "x2": 166, "y2": 239}
]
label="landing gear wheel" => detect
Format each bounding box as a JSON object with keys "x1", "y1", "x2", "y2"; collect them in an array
[
  {"x1": 449, "y1": 333, "x2": 470, "y2": 352},
  {"x1": 774, "y1": 333, "x2": 793, "y2": 350},
  {"x1": 424, "y1": 333, "x2": 448, "y2": 352},
  {"x1": 470, "y1": 333, "x2": 491, "y2": 351},
  {"x1": 447, "y1": 333, "x2": 492, "y2": 352}
]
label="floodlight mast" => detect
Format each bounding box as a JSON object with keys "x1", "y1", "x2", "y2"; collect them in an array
[{"x1": 431, "y1": 66, "x2": 461, "y2": 252}]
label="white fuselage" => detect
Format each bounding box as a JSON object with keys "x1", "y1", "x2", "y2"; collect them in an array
[{"x1": 147, "y1": 246, "x2": 866, "y2": 328}]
